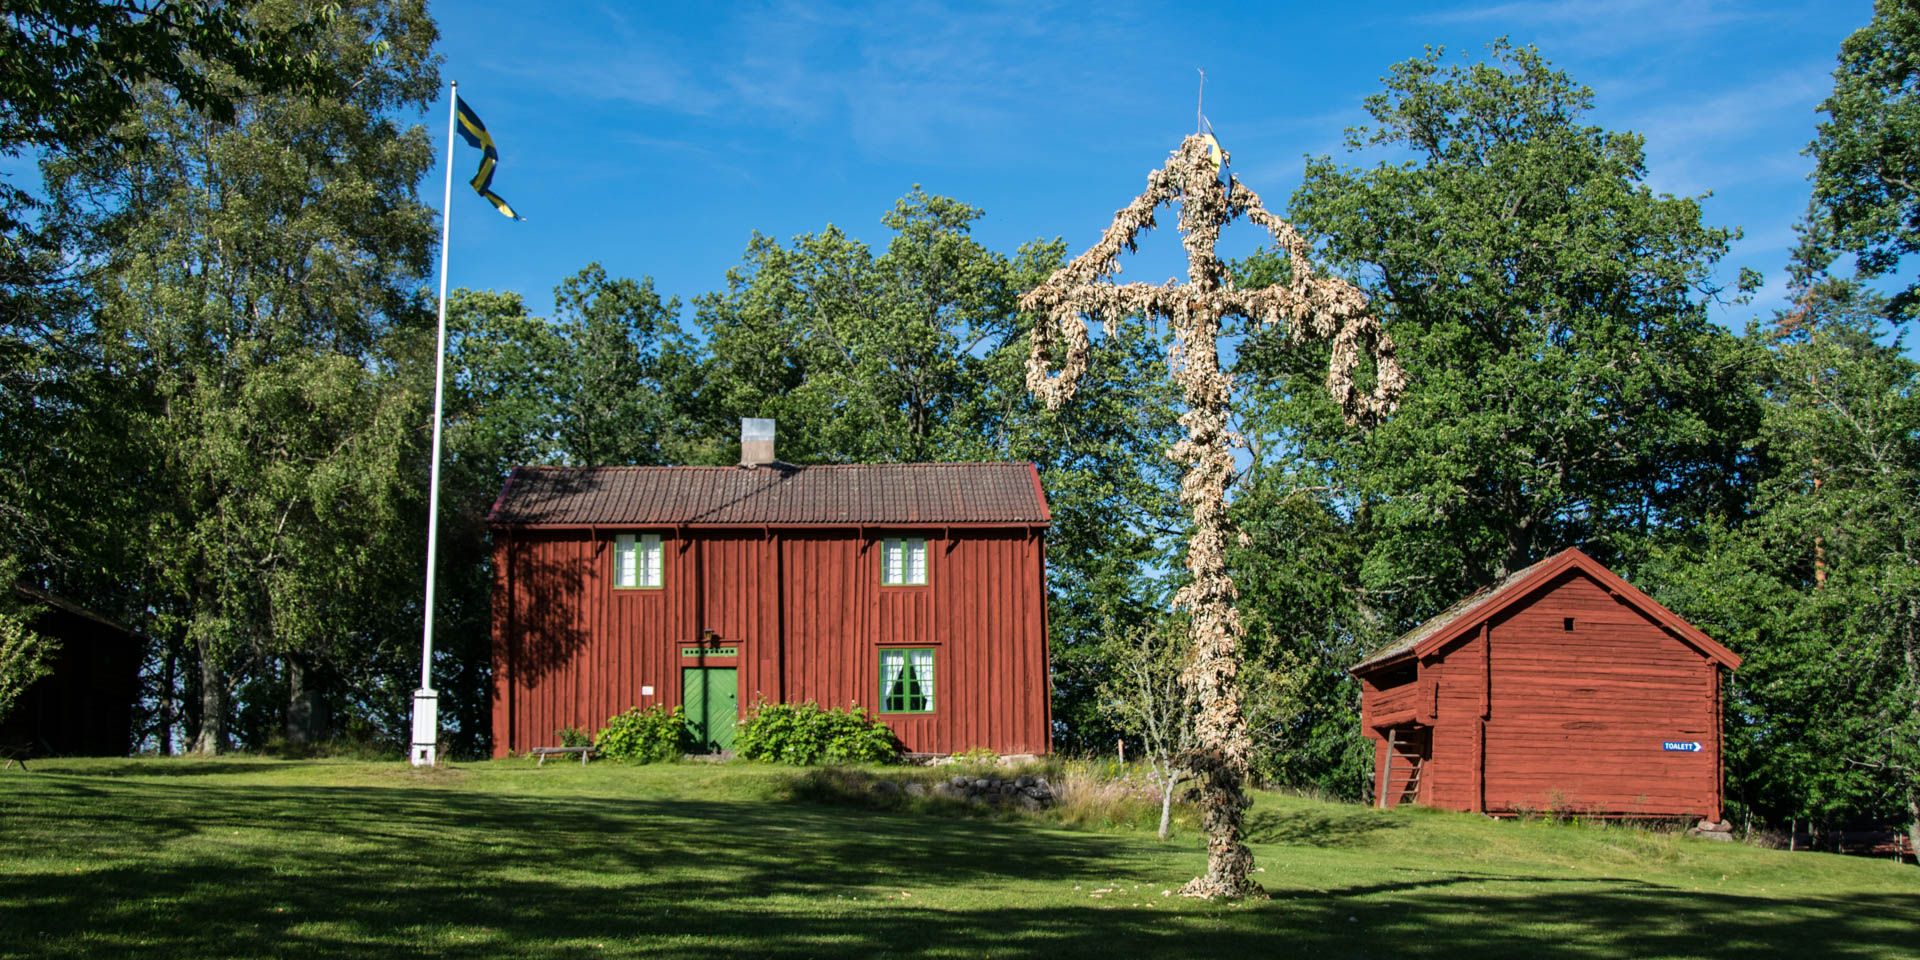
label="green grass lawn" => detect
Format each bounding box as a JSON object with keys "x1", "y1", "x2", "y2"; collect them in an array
[{"x1": 2, "y1": 758, "x2": 1915, "y2": 959}]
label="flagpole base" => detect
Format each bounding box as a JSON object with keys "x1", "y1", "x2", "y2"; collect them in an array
[{"x1": 410, "y1": 688, "x2": 439, "y2": 766}]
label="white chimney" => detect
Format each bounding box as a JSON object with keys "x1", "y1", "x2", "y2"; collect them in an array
[{"x1": 740, "y1": 418, "x2": 775, "y2": 466}]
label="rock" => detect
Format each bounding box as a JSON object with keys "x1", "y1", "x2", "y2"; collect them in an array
[
  {"x1": 1017, "y1": 794, "x2": 1043, "y2": 812},
  {"x1": 951, "y1": 776, "x2": 969, "y2": 788},
  {"x1": 904, "y1": 782, "x2": 927, "y2": 798},
  {"x1": 933, "y1": 782, "x2": 967, "y2": 801},
  {"x1": 972, "y1": 779, "x2": 991, "y2": 791},
  {"x1": 870, "y1": 780, "x2": 903, "y2": 804},
  {"x1": 1015, "y1": 775, "x2": 1035, "y2": 788},
  {"x1": 1690, "y1": 829, "x2": 1734, "y2": 842}
]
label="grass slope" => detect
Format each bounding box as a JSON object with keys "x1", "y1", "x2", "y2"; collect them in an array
[{"x1": 2, "y1": 758, "x2": 1915, "y2": 959}]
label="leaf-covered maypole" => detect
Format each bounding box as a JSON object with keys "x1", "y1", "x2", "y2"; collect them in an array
[{"x1": 1023, "y1": 134, "x2": 1404, "y2": 898}]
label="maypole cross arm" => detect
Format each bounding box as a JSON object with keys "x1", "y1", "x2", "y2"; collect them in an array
[
  {"x1": 1020, "y1": 134, "x2": 1404, "y2": 423},
  {"x1": 1020, "y1": 133, "x2": 1404, "y2": 899}
]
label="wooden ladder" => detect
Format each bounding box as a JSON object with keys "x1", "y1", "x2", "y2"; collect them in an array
[{"x1": 1379, "y1": 727, "x2": 1422, "y2": 809}]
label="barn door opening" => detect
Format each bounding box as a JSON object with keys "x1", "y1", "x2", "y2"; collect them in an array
[
  {"x1": 1379, "y1": 725, "x2": 1431, "y2": 809},
  {"x1": 682, "y1": 667, "x2": 738, "y2": 753}
]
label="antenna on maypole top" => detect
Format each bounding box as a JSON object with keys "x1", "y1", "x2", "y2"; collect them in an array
[{"x1": 1197, "y1": 67, "x2": 1206, "y2": 132}]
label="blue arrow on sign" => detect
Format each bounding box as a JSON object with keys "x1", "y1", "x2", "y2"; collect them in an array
[{"x1": 1662, "y1": 741, "x2": 1703, "y2": 752}]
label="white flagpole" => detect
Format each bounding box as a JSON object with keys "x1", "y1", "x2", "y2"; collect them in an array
[{"x1": 412, "y1": 79, "x2": 459, "y2": 767}]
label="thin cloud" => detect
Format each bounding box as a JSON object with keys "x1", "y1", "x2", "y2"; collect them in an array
[
  {"x1": 1632, "y1": 65, "x2": 1831, "y2": 195},
  {"x1": 496, "y1": 0, "x2": 1159, "y2": 162},
  {"x1": 1413, "y1": 0, "x2": 1781, "y2": 59},
  {"x1": 1418, "y1": 0, "x2": 1754, "y2": 31}
]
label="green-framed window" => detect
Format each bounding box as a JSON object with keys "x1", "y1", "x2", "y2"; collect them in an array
[
  {"x1": 879, "y1": 647, "x2": 935, "y2": 713},
  {"x1": 880, "y1": 537, "x2": 927, "y2": 585},
  {"x1": 614, "y1": 533, "x2": 663, "y2": 588}
]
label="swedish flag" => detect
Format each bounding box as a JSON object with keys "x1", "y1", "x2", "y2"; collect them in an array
[{"x1": 455, "y1": 97, "x2": 522, "y2": 220}]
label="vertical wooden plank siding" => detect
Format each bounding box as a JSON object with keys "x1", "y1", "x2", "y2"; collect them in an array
[
  {"x1": 490, "y1": 535, "x2": 513, "y2": 756},
  {"x1": 493, "y1": 527, "x2": 1049, "y2": 757},
  {"x1": 1711, "y1": 664, "x2": 1724, "y2": 823}
]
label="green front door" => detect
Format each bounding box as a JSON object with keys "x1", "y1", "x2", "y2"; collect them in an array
[{"x1": 682, "y1": 667, "x2": 738, "y2": 753}]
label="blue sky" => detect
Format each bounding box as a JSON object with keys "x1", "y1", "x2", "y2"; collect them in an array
[{"x1": 431, "y1": 0, "x2": 1871, "y2": 332}]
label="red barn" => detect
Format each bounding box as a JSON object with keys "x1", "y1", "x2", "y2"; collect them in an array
[
  {"x1": 1351, "y1": 548, "x2": 1740, "y2": 819},
  {"x1": 0, "y1": 586, "x2": 143, "y2": 757},
  {"x1": 486, "y1": 424, "x2": 1052, "y2": 758}
]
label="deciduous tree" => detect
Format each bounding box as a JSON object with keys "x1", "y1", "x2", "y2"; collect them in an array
[
  {"x1": 1808, "y1": 0, "x2": 1920, "y2": 321},
  {"x1": 1280, "y1": 40, "x2": 1756, "y2": 608},
  {"x1": 1650, "y1": 278, "x2": 1919, "y2": 856},
  {"x1": 43, "y1": 0, "x2": 439, "y2": 752}
]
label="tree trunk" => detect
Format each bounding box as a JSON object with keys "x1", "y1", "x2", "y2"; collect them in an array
[
  {"x1": 1159, "y1": 775, "x2": 1176, "y2": 841},
  {"x1": 159, "y1": 644, "x2": 175, "y2": 756},
  {"x1": 1497, "y1": 510, "x2": 1533, "y2": 580},
  {"x1": 285, "y1": 655, "x2": 327, "y2": 750},
  {"x1": 1906, "y1": 788, "x2": 1917, "y2": 867},
  {"x1": 1906, "y1": 610, "x2": 1917, "y2": 865},
  {"x1": 192, "y1": 636, "x2": 226, "y2": 754}
]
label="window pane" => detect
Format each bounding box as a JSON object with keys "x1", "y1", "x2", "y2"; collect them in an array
[
  {"x1": 640, "y1": 534, "x2": 662, "y2": 587},
  {"x1": 911, "y1": 648, "x2": 934, "y2": 710},
  {"x1": 907, "y1": 539, "x2": 926, "y2": 584},
  {"x1": 880, "y1": 649, "x2": 905, "y2": 711},
  {"x1": 883, "y1": 539, "x2": 902, "y2": 584},
  {"x1": 615, "y1": 535, "x2": 636, "y2": 587}
]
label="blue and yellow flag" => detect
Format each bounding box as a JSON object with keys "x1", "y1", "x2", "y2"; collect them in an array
[{"x1": 455, "y1": 97, "x2": 522, "y2": 220}]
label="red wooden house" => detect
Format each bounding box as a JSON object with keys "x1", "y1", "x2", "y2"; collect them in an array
[
  {"x1": 487, "y1": 422, "x2": 1052, "y2": 758},
  {"x1": 1351, "y1": 548, "x2": 1740, "y2": 819},
  {"x1": 0, "y1": 585, "x2": 143, "y2": 757}
]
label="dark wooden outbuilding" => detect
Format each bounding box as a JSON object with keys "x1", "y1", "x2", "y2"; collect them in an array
[
  {"x1": 1351, "y1": 549, "x2": 1740, "y2": 820},
  {"x1": 487, "y1": 433, "x2": 1052, "y2": 758},
  {"x1": 0, "y1": 586, "x2": 143, "y2": 756}
]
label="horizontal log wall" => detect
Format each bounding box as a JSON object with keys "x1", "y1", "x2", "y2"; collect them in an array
[
  {"x1": 1361, "y1": 569, "x2": 1725, "y2": 818},
  {"x1": 1481, "y1": 574, "x2": 1717, "y2": 816},
  {"x1": 491, "y1": 527, "x2": 1049, "y2": 758}
]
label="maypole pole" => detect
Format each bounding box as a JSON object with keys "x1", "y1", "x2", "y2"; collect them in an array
[
  {"x1": 412, "y1": 79, "x2": 459, "y2": 767},
  {"x1": 1020, "y1": 127, "x2": 1404, "y2": 897}
]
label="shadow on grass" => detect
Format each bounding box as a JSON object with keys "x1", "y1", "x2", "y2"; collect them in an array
[
  {"x1": 1, "y1": 771, "x2": 1915, "y2": 959},
  {"x1": 43, "y1": 759, "x2": 311, "y2": 778},
  {"x1": 1244, "y1": 804, "x2": 1403, "y2": 848}
]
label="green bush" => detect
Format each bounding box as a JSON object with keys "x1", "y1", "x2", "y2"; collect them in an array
[
  {"x1": 734, "y1": 700, "x2": 900, "y2": 765},
  {"x1": 556, "y1": 726, "x2": 592, "y2": 749},
  {"x1": 594, "y1": 705, "x2": 691, "y2": 763},
  {"x1": 953, "y1": 745, "x2": 999, "y2": 764}
]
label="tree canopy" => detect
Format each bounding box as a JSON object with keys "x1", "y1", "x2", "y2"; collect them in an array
[{"x1": 1809, "y1": 0, "x2": 1920, "y2": 321}]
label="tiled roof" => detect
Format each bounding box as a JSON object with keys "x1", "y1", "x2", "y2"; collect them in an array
[
  {"x1": 488, "y1": 462, "x2": 1050, "y2": 527},
  {"x1": 1349, "y1": 553, "x2": 1560, "y2": 672}
]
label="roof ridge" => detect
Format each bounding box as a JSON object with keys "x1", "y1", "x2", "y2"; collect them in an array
[
  {"x1": 509, "y1": 461, "x2": 1034, "y2": 472},
  {"x1": 1349, "y1": 548, "x2": 1739, "y2": 673},
  {"x1": 491, "y1": 460, "x2": 1051, "y2": 527},
  {"x1": 1349, "y1": 549, "x2": 1573, "y2": 671}
]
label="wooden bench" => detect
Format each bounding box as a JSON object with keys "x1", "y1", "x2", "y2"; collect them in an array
[
  {"x1": 0, "y1": 744, "x2": 28, "y2": 771},
  {"x1": 531, "y1": 746, "x2": 593, "y2": 766}
]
